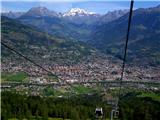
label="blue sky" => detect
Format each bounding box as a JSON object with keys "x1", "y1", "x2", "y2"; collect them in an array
[{"x1": 1, "y1": 0, "x2": 160, "y2": 14}]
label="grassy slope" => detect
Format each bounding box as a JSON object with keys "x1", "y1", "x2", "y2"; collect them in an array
[
  {"x1": 1, "y1": 72, "x2": 28, "y2": 82},
  {"x1": 138, "y1": 92, "x2": 160, "y2": 102},
  {"x1": 72, "y1": 85, "x2": 98, "y2": 94}
]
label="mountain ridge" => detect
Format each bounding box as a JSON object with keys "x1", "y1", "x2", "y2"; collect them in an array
[
  {"x1": 2, "y1": 5, "x2": 160, "y2": 66},
  {"x1": 1, "y1": 16, "x2": 97, "y2": 65},
  {"x1": 88, "y1": 5, "x2": 160, "y2": 66},
  {"x1": 2, "y1": 6, "x2": 128, "y2": 24}
]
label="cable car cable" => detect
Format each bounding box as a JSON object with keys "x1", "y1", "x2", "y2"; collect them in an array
[
  {"x1": 1, "y1": 42, "x2": 58, "y2": 79},
  {"x1": 1, "y1": 42, "x2": 77, "y2": 86},
  {"x1": 118, "y1": 0, "x2": 134, "y2": 102},
  {"x1": 111, "y1": 1, "x2": 134, "y2": 119}
]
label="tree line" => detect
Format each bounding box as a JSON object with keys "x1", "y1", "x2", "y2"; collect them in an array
[{"x1": 1, "y1": 91, "x2": 160, "y2": 120}]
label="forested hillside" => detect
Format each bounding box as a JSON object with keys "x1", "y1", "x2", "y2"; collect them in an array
[
  {"x1": 1, "y1": 16, "x2": 96, "y2": 65},
  {"x1": 89, "y1": 5, "x2": 160, "y2": 66}
]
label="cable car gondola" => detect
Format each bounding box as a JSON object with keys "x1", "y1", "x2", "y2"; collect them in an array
[
  {"x1": 110, "y1": 107, "x2": 119, "y2": 120},
  {"x1": 95, "y1": 107, "x2": 103, "y2": 119},
  {"x1": 113, "y1": 109, "x2": 119, "y2": 119}
]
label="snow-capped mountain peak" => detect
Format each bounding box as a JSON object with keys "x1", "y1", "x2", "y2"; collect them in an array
[{"x1": 63, "y1": 8, "x2": 96, "y2": 17}]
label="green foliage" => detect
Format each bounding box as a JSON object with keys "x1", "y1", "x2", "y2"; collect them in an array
[
  {"x1": 1, "y1": 16, "x2": 96, "y2": 64},
  {"x1": 43, "y1": 87, "x2": 55, "y2": 96},
  {"x1": 1, "y1": 72, "x2": 28, "y2": 82},
  {"x1": 1, "y1": 91, "x2": 109, "y2": 120},
  {"x1": 2, "y1": 91, "x2": 160, "y2": 120},
  {"x1": 137, "y1": 92, "x2": 160, "y2": 102},
  {"x1": 43, "y1": 87, "x2": 65, "y2": 97},
  {"x1": 119, "y1": 92, "x2": 160, "y2": 120},
  {"x1": 72, "y1": 85, "x2": 94, "y2": 94}
]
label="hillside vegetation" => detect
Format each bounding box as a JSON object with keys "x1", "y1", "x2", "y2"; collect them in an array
[
  {"x1": 2, "y1": 91, "x2": 160, "y2": 120},
  {"x1": 89, "y1": 5, "x2": 160, "y2": 66},
  {"x1": 1, "y1": 16, "x2": 96, "y2": 65}
]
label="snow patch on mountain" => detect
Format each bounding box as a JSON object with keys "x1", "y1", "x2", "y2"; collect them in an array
[{"x1": 63, "y1": 8, "x2": 96, "y2": 17}]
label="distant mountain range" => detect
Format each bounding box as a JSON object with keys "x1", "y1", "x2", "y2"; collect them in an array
[
  {"x1": 2, "y1": 11, "x2": 25, "y2": 19},
  {"x1": 2, "y1": 7, "x2": 128, "y2": 41},
  {"x1": 100, "y1": 9, "x2": 129, "y2": 24},
  {"x1": 2, "y1": 7, "x2": 127, "y2": 20},
  {"x1": 1, "y1": 5, "x2": 160, "y2": 66},
  {"x1": 2, "y1": 5, "x2": 126, "y2": 45}
]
